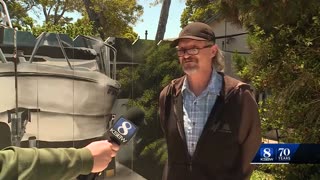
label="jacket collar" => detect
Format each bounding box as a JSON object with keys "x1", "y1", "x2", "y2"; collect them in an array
[{"x1": 170, "y1": 72, "x2": 247, "y2": 100}]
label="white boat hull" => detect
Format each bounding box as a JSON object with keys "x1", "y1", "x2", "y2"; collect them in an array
[{"x1": 0, "y1": 62, "x2": 120, "y2": 141}]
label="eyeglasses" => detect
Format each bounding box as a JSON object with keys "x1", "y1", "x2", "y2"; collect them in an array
[{"x1": 177, "y1": 45, "x2": 212, "y2": 57}]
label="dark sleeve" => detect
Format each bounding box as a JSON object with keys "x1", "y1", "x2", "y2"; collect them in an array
[
  {"x1": 159, "y1": 85, "x2": 169, "y2": 134},
  {"x1": 0, "y1": 146, "x2": 93, "y2": 180},
  {"x1": 238, "y1": 89, "x2": 262, "y2": 179}
]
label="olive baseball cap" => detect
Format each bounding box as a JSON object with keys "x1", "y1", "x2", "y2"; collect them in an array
[{"x1": 171, "y1": 22, "x2": 216, "y2": 47}]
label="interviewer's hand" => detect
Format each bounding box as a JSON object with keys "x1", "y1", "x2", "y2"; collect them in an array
[{"x1": 85, "y1": 140, "x2": 120, "y2": 173}]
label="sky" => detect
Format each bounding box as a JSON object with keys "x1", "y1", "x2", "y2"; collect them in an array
[{"x1": 134, "y1": 0, "x2": 186, "y2": 40}]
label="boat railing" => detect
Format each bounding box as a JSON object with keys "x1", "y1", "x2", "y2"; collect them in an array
[
  {"x1": 0, "y1": 29, "x2": 116, "y2": 76},
  {"x1": 0, "y1": 47, "x2": 7, "y2": 63},
  {"x1": 0, "y1": 0, "x2": 12, "y2": 28},
  {"x1": 73, "y1": 35, "x2": 117, "y2": 78},
  {"x1": 104, "y1": 40, "x2": 117, "y2": 80},
  {"x1": 28, "y1": 32, "x2": 74, "y2": 70}
]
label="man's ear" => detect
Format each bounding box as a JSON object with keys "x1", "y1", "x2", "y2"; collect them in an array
[{"x1": 211, "y1": 44, "x2": 218, "y2": 57}]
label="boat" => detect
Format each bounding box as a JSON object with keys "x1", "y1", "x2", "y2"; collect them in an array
[{"x1": 0, "y1": 0, "x2": 120, "y2": 148}]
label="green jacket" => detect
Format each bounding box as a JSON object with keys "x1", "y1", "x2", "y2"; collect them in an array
[{"x1": 0, "y1": 146, "x2": 93, "y2": 180}]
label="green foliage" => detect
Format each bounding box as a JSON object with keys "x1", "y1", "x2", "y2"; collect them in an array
[
  {"x1": 11, "y1": 0, "x2": 140, "y2": 41},
  {"x1": 36, "y1": 0, "x2": 83, "y2": 25},
  {"x1": 87, "y1": 0, "x2": 143, "y2": 39},
  {"x1": 140, "y1": 138, "x2": 167, "y2": 165},
  {"x1": 221, "y1": 0, "x2": 320, "y2": 33},
  {"x1": 223, "y1": 0, "x2": 320, "y2": 179},
  {"x1": 256, "y1": 164, "x2": 320, "y2": 180},
  {"x1": 64, "y1": 17, "x2": 97, "y2": 38},
  {"x1": 250, "y1": 170, "x2": 275, "y2": 180},
  {"x1": 122, "y1": 26, "x2": 139, "y2": 42},
  {"x1": 181, "y1": 0, "x2": 220, "y2": 27},
  {"x1": 4, "y1": 0, "x2": 34, "y2": 30},
  {"x1": 246, "y1": 8, "x2": 320, "y2": 143},
  {"x1": 31, "y1": 17, "x2": 96, "y2": 39},
  {"x1": 118, "y1": 42, "x2": 182, "y2": 163},
  {"x1": 232, "y1": 53, "x2": 251, "y2": 82}
]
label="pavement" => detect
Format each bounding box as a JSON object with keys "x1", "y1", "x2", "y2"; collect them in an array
[{"x1": 102, "y1": 162, "x2": 146, "y2": 180}]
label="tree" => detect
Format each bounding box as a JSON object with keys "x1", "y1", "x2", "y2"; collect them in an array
[
  {"x1": 217, "y1": 0, "x2": 320, "y2": 143},
  {"x1": 180, "y1": 0, "x2": 220, "y2": 27},
  {"x1": 117, "y1": 42, "x2": 183, "y2": 179},
  {"x1": 10, "y1": 0, "x2": 141, "y2": 41},
  {"x1": 4, "y1": 0, "x2": 35, "y2": 30},
  {"x1": 81, "y1": 0, "x2": 143, "y2": 40},
  {"x1": 230, "y1": 1, "x2": 320, "y2": 179},
  {"x1": 155, "y1": 0, "x2": 171, "y2": 43},
  {"x1": 35, "y1": 0, "x2": 82, "y2": 25},
  {"x1": 82, "y1": 0, "x2": 104, "y2": 39},
  {"x1": 31, "y1": 16, "x2": 96, "y2": 38}
]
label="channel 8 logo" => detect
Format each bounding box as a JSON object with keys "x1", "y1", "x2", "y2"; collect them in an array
[
  {"x1": 259, "y1": 147, "x2": 274, "y2": 161},
  {"x1": 111, "y1": 117, "x2": 137, "y2": 144},
  {"x1": 277, "y1": 148, "x2": 291, "y2": 161}
]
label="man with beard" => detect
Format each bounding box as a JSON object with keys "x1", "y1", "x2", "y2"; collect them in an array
[{"x1": 159, "y1": 22, "x2": 261, "y2": 180}]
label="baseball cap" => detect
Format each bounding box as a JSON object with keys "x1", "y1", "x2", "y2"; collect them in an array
[{"x1": 171, "y1": 22, "x2": 216, "y2": 47}]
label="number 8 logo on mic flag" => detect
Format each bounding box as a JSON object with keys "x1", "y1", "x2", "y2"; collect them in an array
[
  {"x1": 109, "y1": 116, "x2": 138, "y2": 145},
  {"x1": 117, "y1": 122, "x2": 132, "y2": 136}
]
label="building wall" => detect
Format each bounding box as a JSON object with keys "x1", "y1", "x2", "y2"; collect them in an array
[{"x1": 209, "y1": 19, "x2": 251, "y2": 78}]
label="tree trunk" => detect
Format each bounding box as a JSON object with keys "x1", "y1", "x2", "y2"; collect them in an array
[
  {"x1": 82, "y1": 0, "x2": 105, "y2": 39},
  {"x1": 155, "y1": 0, "x2": 171, "y2": 43}
]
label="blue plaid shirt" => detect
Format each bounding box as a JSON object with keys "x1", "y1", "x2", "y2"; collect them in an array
[{"x1": 182, "y1": 70, "x2": 222, "y2": 156}]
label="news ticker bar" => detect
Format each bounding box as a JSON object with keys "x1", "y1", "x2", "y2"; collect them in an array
[{"x1": 251, "y1": 144, "x2": 320, "y2": 164}]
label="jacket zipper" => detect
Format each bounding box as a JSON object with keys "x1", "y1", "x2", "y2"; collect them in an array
[
  {"x1": 172, "y1": 95, "x2": 194, "y2": 173},
  {"x1": 188, "y1": 162, "x2": 192, "y2": 172}
]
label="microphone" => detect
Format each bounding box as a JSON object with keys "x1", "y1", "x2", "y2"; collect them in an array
[
  {"x1": 104, "y1": 107, "x2": 145, "y2": 145},
  {"x1": 78, "y1": 107, "x2": 145, "y2": 180}
]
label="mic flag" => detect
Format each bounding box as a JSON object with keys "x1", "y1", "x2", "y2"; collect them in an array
[
  {"x1": 106, "y1": 107, "x2": 145, "y2": 145},
  {"x1": 84, "y1": 107, "x2": 145, "y2": 180}
]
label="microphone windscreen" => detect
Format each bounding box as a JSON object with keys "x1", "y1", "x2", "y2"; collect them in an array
[{"x1": 123, "y1": 107, "x2": 145, "y2": 126}]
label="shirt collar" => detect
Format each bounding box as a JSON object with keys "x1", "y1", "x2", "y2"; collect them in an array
[{"x1": 182, "y1": 69, "x2": 222, "y2": 96}]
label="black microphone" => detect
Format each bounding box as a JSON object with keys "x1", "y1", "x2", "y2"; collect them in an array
[
  {"x1": 104, "y1": 107, "x2": 145, "y2": 145},
  {"x1": 78, "y1": 107, "x2": 145, "y2": 180}
]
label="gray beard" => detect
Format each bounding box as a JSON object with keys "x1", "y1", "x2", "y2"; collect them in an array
[{"x1": 183, "y1": 66, "x2": 198, "y2": 75}]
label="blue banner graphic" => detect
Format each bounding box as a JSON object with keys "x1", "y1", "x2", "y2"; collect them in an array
[{"x1": 251, "y1": 144, "x2": 320, "y2": 164}]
